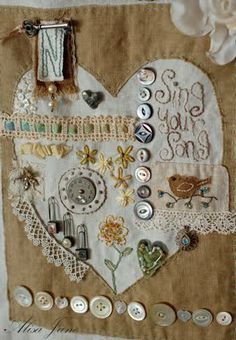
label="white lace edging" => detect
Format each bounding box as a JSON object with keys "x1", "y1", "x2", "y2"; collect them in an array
[
  {"x1": 134, "y1": 210, "x2": 236, "y2": 234},
  {"x1": 11, "y1": 198, "x2": 89, "y2": 282}
]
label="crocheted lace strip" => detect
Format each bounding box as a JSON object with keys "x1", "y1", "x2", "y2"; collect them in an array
[
  {"x1": 0, "y1": 113, "x2": 136, "y2": 142},
  {"x1": 134, "y1": 210, "x2": 236, "y2": 234},
  {"x1": 11, "y1": 198, "x2": 89, "y2": 282}
]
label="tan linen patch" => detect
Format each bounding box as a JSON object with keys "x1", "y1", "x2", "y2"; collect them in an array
[{"x1": 0, "y1": 4, "x2": 236, "y2": 340}]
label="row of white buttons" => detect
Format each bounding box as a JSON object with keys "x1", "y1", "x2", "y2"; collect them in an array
[
  {"x1": 13, "y1": 287, "x2": 232, "y2": 325},
  {"x1": 13, "y1": 286, "x2": 146, "y2": 321}
]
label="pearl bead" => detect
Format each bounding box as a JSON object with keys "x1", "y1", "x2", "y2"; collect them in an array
[
  {"x1": 48, "y1": 83, "x2": 57, "y2": 94},
  {"x1": 48, "y1": 100, "x2": 57, "y2": 110}
]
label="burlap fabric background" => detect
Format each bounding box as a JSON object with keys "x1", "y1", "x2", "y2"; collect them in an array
[{"x1": 0, "y1": 4, "x2": 235, "y2": 340}]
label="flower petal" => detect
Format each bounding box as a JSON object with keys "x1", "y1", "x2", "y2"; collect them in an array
[
  {"x1": 125, "y1": 145, "x2": 133, "y2": 154},
  {"x1": 208, "y1": 23, "x2": 236, "y2": 64},
  {"x1": 170, "y1": 0, "x2": 212, "y2": 36}
]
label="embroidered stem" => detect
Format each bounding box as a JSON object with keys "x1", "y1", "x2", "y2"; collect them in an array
[{"x1": 104, "y1": 244, "x2": 133, "y2": 295}]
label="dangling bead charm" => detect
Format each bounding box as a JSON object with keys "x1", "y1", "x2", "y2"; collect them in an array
[{"x1": 48, "y1": 83, "x2": 57, "y2": 112}]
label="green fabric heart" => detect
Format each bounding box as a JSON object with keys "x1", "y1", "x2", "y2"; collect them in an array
[{"x1": 137, "y1": 239, "x2": 167, "y2": 277}]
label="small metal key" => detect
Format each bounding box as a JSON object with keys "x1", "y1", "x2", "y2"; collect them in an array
[{"x1": 22, "y1": 20, "x2": 71, "y2": 37}]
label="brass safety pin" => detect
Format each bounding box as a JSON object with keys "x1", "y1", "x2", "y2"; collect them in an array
[
  {"x1": 62, "y1": 212, "x2": 75, "y2": 249},
  {"x1": 75, "y1": 224, "x2": 89, "y2": 261},
  {"x1": 47, "y1": 196, "x2": 59, "y2": 234}
]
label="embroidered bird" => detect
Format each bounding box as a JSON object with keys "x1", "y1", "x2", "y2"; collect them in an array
[{"x1": 168, "y1": 174, "x2": 211, "y2": 199}]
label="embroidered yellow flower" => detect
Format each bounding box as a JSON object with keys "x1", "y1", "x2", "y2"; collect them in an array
[
  {"x1": 111, "y1": 167, "x2": 132, "y2": 189},
  {"x1": 98, "y1": 215, "x2": 128, "y2": 247},
  {"x1": 115, "y1": 145, "x2": 135, "y2": 169},
  {"x1": 95, "y1": 153, "x2": 113, "y2": 175},
  {"x1": 76, "y1": 145, "x2": 97, "y2": 165},
  {"x1": 117, "y1": 188, "x2": 135, "y2": 207}
]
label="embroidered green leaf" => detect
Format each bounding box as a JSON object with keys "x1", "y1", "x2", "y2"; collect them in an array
[
  {"x1": 104, "y1": 259, "x2": 116, "y2": 271},
  {"x1": 122, "y1": 247, "x2": 133, "y2": 256}
]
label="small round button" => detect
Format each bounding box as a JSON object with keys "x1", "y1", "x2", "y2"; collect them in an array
[
  {"x1": 134, "y1": 201, "x2": 153, "y2": 220},
  {"x1": 192, "y1": 309, "x2": 213, "y2": 327},
  {"x1": 138, "y1": 88, "x2": 151, "y2": 102},
  {"x1": 137, "y1": 185, "x2": 151, "y2": 199},
  {"x1": 151, "y1": 303, "x2": 176, "y2": 327},
  {"x1": 127, "y1": 302, "x2": 146, "y2": 321},
  {"x1": 70, "y1": 296, "x2": 88, "y2": 314},
  {"x1": 55, "y1": 296, "x2": 69, "y2": 309},
  {"x1": 35, "y1": 292, "x2": 54, "y2": 311},
  {"x1": 90, "y1": 296, "x2": 112, "y2": 319},
  {"x1": 114, "y1": 300, "x2": 127, "y2": 315},
  {"x1": 62, "y1": 237, "x2": 73, "y2": 249},
  {"x1": 136, "y1": 148, "x2": 150, "y2": 162},
  {"x1": 177, "y1": 310, "x2": 192, "y2": 322},
  {"x1": 137, "y1": 68, "x2": 156, "y2": 85},
  {"x1": 135, "y1": 123, "x2": 154, "y2": 143},
  {"x1": 13, "y1": 286, "x2": 33, "y2": 308},
  {"x1": 135, "y1": 166, "x2": 151, "y2": 182},
  {"x1": 216, "y1": 312, "x2": 232, "y2": 326},
  {"x1": 137, "y1": 104, "x2": 152, "y2": 120}
]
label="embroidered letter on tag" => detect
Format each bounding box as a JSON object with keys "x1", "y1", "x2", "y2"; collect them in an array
[{"x1": 38, "y1": 27, "x2": 65, "y2": 82}]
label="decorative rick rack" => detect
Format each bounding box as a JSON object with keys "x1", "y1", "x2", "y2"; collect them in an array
[{"x1": 4, "y1": 55, "x2": 236, "y2": 297}]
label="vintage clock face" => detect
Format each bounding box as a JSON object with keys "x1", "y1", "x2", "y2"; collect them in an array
[
  {"x1": 67, "y1": 177, "x2": 96, "y2": 205},
  {"x1": 59, "y1": 168, "x2": 106, "y2": 214}
]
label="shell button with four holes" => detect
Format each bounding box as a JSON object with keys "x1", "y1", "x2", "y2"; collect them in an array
[
  {"x1": 138, "y1": 88, "x2": 151, "y2": 102},
  {"x1": 127, "y1": 302, "x2": 146, "y2": 321},
  {"x1": 35, "y1": 292, "x2": 54, "y2": 311},
  {"x1": 90, "y1": 296, "x2": 113, "y2": 319}
]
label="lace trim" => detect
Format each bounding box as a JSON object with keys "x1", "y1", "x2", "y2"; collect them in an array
[
  {"x1": 11, "y1": 198, "x2": 89, "y2": 282},
  {"x1": 0, "y1": 113, "x2": 136, "y2": 142},
  {"x1": 134, "y1": 210, "x2": 236, "y2": 234}
]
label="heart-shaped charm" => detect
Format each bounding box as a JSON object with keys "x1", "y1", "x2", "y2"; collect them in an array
[
  {"x1": 82, "y1": 90, "x2": 103, "y2": 109},
  {"x1": 177, "y1": 310, "x2": 192, "y2": 322},
  {"x1": 55, "y1": 296, "x2": 69, "y2": 309},
  {"x1": 137, "y1": 239, "x2": 167, "y2": 277}
]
